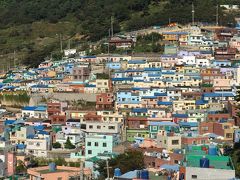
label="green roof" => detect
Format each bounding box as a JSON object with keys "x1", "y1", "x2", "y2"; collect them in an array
[
  {"x1": 186, "y1": 155, "x2": 233, "y2": 170},
  {"x1": 185, "y1": 145, "x2": 234, "y2": 170},
  {"x1": 86, "y1": 156, "x2": 100, "y2": 163}
]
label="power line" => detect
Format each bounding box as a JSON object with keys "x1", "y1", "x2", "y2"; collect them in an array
[{"x1": 192, "y1": 3, "x2": 195, "y2": 25}]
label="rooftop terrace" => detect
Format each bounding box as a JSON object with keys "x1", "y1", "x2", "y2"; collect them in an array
[{"x1": 184, "y1": 145, "x2": 234, "y2": 170}]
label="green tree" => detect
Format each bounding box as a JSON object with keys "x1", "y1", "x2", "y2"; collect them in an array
[
  {"x1": 64, "y1": 137, "x2": 76, "y2": 149},
  {"x1": 16, "y1": 160, "x2": 27, "y2": 174},
  {"x1": 52, "y1": 142, "x2": 61, "y2": 149},
  {"x1": 96, "y1": 150, "x2": 145, "y2": 179}
]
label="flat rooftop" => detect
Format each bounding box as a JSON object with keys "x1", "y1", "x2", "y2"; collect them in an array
[{"x1": 185, "y1": 145, "x2": 234, "y2": 170}]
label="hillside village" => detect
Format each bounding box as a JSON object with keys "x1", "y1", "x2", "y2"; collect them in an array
[{"x1": 1, "y1": 22, "x2": 240, "y2": 179}]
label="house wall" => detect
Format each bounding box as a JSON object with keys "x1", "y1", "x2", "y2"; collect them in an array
[{"x1": 185, "y1": 167, "x2": 235, "y2": 180}]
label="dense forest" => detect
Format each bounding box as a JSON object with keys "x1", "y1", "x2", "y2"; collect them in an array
[{"x1": 0, "y1": 0, "x2": 239, "y2": 67}]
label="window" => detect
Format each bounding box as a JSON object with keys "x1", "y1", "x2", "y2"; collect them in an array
[
  {"x1": 88, "y1": 150, "x2": 92, "y2": 155},
  {"x1": 108, "y1": 126, "x2": 115, "y2": 130},
  {"x1": 202, "y1": 127, "x2": 208, "y2": 131},
  {"x1": 57, "y1": 178, "x2": 62, "y2": 180},
  {"x1": 103, "y1": 143, "x2": 107, "y2": 147},
  {"x1": 172, "y1": 140, "x2": 179, "y2": 145},
  {"x1": 97, "y1": 126, "x2": 101, "y2": 129},
  {"x1": 89, "y1": 125, "x2": 93, "y2": 129},
  {"x1": 99, "y1": 98, "x2": 102, "y2": 102},
  {"x1": 192, "y1": 175, "x2": 197, "y2": 179},
  {"x1": 226, "y1": 133, "x2": 232, "y2": 138},
  {"x1": 87, "y1": 142, "x2": 91, "y2": 146},
  {"x1": 153, "y1": 126, "x2": 157, "y2": 130},
  {"x1": 95, "y1": 142, "x2": 99, "y2": 146}
]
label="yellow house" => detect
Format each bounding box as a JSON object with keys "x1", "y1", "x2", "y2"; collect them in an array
[
  {"x1": 173, "y1": 100, "x2": 196, "y2": 111},
  {"x1": 162, "y1": 32, "x2": 188, "y2": 42},
  {"x1": 47, "y1": 71, "x2": 56, "y2": 78}
]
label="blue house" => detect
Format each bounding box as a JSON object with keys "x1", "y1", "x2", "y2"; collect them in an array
[{"x1": 106, "y1": 62, "x2": 121, "y2": 70}]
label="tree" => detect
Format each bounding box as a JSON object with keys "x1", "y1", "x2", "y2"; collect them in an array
[
  {"x1": 16, "y1": 160, "x2": 27, "y2": 174},
  {"x1": 64, "y1": 137, "x2": 76, "y2": 149},
  {"x1": 52, "y1": 142, "x2": 61, "y2": 149},
  {"x1": 96, "y1": 150, "x2": 145, "y2": 179}
]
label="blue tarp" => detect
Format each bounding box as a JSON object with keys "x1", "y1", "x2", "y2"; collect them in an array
[{"x1": 160, "y1": 164, "x2": 179, "y2": 171}]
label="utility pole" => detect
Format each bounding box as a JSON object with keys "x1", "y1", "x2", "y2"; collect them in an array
[
  {"x1": 59, "y1": 34, "x2": 63, "y2": 53},
  {"x1": 68, "y1": 39, "x2": 71, "y2": 49},
  {"x1": 111, "y1": 16, "x2": 114, "y2": 37},
  {"x1": 13, "y1": 50, "x2": 16, "y2": 68},
  {"x1": 216, "y1": 4, "x2": 219, "y2": 26},
  {"x1": 192, "y1": 3, "x2": 195, "y2": 26},
  {"x1": 80, "y1": 160, "x2": 84, "y2": 180},
  {"x1": 105, "y1": 160, "x2": 112, "y2": 180}
]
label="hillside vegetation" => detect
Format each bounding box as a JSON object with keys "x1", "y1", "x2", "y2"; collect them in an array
[{"x1": 0, "y1": 0, "x2": 238, "y2": 67}]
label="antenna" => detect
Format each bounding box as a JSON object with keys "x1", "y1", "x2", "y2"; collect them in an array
[
  {"x1": 108, "y1": 28, "x2": 111, "y2": 58},
  {"x1": 192, "y1": 3, "x2": 195, "y2": 26},
  {"x1": 111, "y1": 16, "x2": 114, "y2": 37},
  {"x1": 216, "y1": 4, "x2": 219, "y2": 26}
]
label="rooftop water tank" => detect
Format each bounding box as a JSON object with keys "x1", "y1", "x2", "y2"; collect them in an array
[
  {"x1": 208, "y1": 145, "x2": 217, "y2": 156},
  {"x1": 200, "y1": 157, "x2": 210, "y2": 168},
  {"x1": 49, "y1": 162, "x2": 56, "y2": 172},
  {"x1": 140, "y1": 170, "x2": 149, "y2": 180},
  {"x1": 114, "y1": 168, "x2": 121, "y2": 177}
]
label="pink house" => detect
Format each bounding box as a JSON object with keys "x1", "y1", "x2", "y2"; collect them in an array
[
  {"x1": 28, "y1": 166, "x2": 92, "y2": 180},
  {"x1": 229, "y1": 36, "x2": 240, "y2": 51},
  {"x1": 139, "y1": 138, "x2": 157, "y2": 148},
  {"x1": 7, "y1": 152, "x2": 16, "y2": 176}
]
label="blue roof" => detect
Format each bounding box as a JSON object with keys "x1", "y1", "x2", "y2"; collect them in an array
[
  {"x1": 31, "y1": 84, "x2": 49, "y2": 88},
  {"x1": 35, "y1": 106, "x2": 47, "y2": 111},
  {"x1": 13, "y1": 120, "x2": 25, "y2": 124},
  {"x1": 149, "y1": 121, "x2": 177, "y2": 126},
  {"x1": 196, "y1": 99, "x2": 208, "y2": 105},
  {"x1": 157, "y1": 101, "x2": 172, "y2": 105},
  {"x1": 133, "y1": 79, "x2": 144, "y2": 82},
  {"x1": 34, "y1": 125, "x2": 45, "y2": 131},
  {"x1": 125, "y1": 69, "x2": 144, "y2": 72},
  {"x1": 41, "y1": 77, "x2": 52, "y2": 81},
  {"x1": 144, "y1": 68, "x2": 161, "y2": 71},
  {"x1": 132, "y1": 87, "x2": 149, "y2": 90},
  {"x1": 132, "y1": 108, "x2": 148, "y2": 113},
  {"x1": 154, "y1": 92, "x2": 167, "y2": 96},
  {"x1": 141, "y1": 96, "x2": 157, "y2": 99},
  {"x1": 204, "y1": 92, "x2": 235, "y2": 97},
  {"x1": 119, "y1": 170, "x2": 139, "y2": 179},
  {"x1": 22, "y1": 106, "x2": 37, "y2": 111},
  {"x1": 161, "y1": 71, "x2": 175, "y2": 75},
  {"x1": 163, "y1": 31, "x2": 188, "y2": 35},
  {"x1": 16, "y1": 144, "x2": 26, "y2": 149},
  {"x1": 4, "y1": 120, "x2": 15, "y2": 125},
  {"x1": 112, "y1": 77, "x2": 133, "y2": 81},
  {"x1": 160, "y1": 164, "x2": 179, "y2": 171},
  {"x1": 172, "y1": 114, "x2": 188, "y2": 118},
  {"x1": 128, "y1": 60, "x2": 146, "y2": 64},
  {"x1": 179, "y1": 122, "x2": 198, "y2": 127},
  {"x1": 85, "y1": 84, "x2": 96, "y2": 87},
  {"x1": 27, "y1": 134, "x2": 35, "y2": 139}
]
